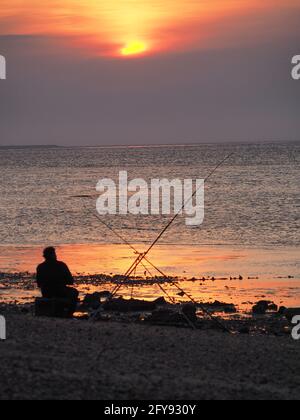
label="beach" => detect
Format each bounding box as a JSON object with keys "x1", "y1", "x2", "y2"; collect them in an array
[
  {"x1": 0, "y1": 144, "x2": 299, "y2": 401},
  {"x1": 1, "y1": 310, "x2": 299, "y2": 400}
]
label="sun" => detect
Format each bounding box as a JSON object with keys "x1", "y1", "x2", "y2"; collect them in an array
[{"x1": 121, "y1": 41, "x2": 147, "y2": 57}]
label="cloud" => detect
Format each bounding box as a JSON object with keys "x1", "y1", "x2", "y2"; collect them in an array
[
  {"x1": 1, "y1": 0, "x2": 299, "y2": 56},
  {"x1": 0, "y1": 1, "x2": 299, "y2": 146}
]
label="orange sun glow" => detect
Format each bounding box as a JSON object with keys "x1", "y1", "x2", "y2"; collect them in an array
[
  {"x1": 121, "y1": 41, "x2": 148, "y2": 57},
  {"x1": 0, "y1": 0, "x2": 298, "y2": 58}
]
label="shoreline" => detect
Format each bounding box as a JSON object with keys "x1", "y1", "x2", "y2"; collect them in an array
[
  {"x1": 1, "y1": 270, "x2": 300, "y2": 311},
  {"x1": 1, "y1": 242, "x2": 300, "y2": 309}
]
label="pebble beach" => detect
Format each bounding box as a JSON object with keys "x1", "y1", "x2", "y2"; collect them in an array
[{"x1": 1, "y1": 309, "x2": 299, "y2": 400}]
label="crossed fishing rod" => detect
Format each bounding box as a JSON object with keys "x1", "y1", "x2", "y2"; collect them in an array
[
  {"x1": 83, "y1": 153, "x2": 234, "y2": 332},
  {"x1": 90, "y1": 212, "x2": 198, "y2": 330}
]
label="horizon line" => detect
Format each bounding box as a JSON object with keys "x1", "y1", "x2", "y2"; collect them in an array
[{"x1": 0, "y1": 139, "x2": 299, "y2": 150}]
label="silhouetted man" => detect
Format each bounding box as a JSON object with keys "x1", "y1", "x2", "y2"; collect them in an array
[{"x1": 36, "y1": 247, "x2": 79, "y2": 312}]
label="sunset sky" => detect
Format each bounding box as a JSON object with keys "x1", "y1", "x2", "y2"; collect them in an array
[{"x1": 0, "y1": 0, "x2": 299, "y2": 145}]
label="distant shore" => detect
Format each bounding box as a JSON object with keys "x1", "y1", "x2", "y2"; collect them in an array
[
  {"x1": 0, "y1": 145, "x2": 62, "y2": 150},
  {"x1": 0, "y1": 310, "x2": 299, "y2": 400},
  {"x1": 0, "y1": 140, "x2": 299, "y2": 150}
]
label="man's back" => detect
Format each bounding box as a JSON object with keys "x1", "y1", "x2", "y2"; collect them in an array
[{"x1": 37, "y1": 260, "x2": 74, "y2": 295}]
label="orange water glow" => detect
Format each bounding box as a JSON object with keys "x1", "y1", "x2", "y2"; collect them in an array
[{"x1": 1, "y1": 244, "x2": 300, "y2": 310}]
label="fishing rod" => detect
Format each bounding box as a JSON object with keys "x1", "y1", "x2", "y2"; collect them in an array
[
  {"x1": 87, "y1": 208, "x2": 170, "y2": 276},
  {"x1": 84, "y1": 205, "x2": 198, "y2": 329},
  {"x1": 90, "y1": 209, "x2": 201, "y2": 330},
  {"x1": 136, "y1": 257, "x2": 197, "y2": 330},
  {"x1": 107, "y1": 153, "x2": 235, "y2": 332},
  {"x1": 88, "y1": 210, "x2": 171, "y2": 294},
  {"x1": 84, "y1": 153, "x2": 234, "y2": 332},
  {"x1": 90, "y1": 207, "x2": 229, "y2": 331},
  {"x1": 113, "y1": 152, "x2": 235, "y2": 290}
]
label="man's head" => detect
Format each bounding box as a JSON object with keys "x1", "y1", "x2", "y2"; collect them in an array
[{"x1": 43, "y1": 247, "x2": 57, "y2": 261}]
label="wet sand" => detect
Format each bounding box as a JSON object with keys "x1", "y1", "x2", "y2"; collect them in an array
[
  {"x1": 0, "y1": 311, "x2": 299, "y2": 400},
  {"x1": 1, "y1": 243, "x2": 300, "y2": 310},
  {"x1": 1, "y1": 272, "x2": 300, "y2": 314}
]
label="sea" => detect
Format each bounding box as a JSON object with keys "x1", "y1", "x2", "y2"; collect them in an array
[{"x1": 0, "y1": 142, "x2": 299, "y2": 309}]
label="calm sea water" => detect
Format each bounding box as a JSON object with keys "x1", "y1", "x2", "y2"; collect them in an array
[
  {"x1": 0, "y1": 143, "x2": 299, "y2": 308},
  {"x1": 0, "y1": 143, "x2": 299, "y2": 248}
]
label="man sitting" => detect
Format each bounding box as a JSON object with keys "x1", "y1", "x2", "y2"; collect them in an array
[{"x1": 36, "y1": 247, "x2": 79, "y2": 314}]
